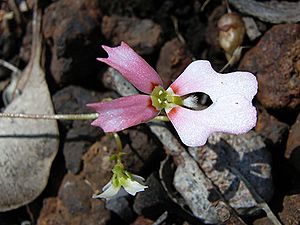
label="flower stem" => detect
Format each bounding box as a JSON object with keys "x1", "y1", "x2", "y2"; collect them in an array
[
  {"x1": 0, "y1": 59, "x2": 21, "y2": 74},
  {"x1": 0, "y1": 112, "x2": 99, "y2": 120},
  {"x1": 112, "y1": 133, "x2": 123, "y2": 154}
]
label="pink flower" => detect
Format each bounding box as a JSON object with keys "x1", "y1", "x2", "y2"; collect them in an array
[{"x1": 87, "y1": 42, "x2": 257, "y2": 147}]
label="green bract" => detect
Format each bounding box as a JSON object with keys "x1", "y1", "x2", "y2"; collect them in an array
[{"x1": 150, "y1": 86, "x2": 183, "y2": 110}]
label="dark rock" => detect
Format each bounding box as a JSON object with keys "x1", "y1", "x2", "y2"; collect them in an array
[
  {"x1": 133, "y1": 173, "x2": 167, "y2": 219},
  {"x1": 242, "y1": 17, "x2": 262, "y2": 41},
  {"x1": 255, "y1": 107, "x2": 289, "y2": 146},
  {"x1": 37, "y1": 141, "x2": 116, "y2": 225},
  {"x1": 37, "y1": 179, "x2": 112, "y2": 225},
  {"x1": 53, "y1": 85, "x2": 106, "y2": 173},
  {"x1": 106, "y1": 197, "x2": 134, "y2": 222},
  {"x1": 101, "y1": 15, "x2": 162, "y2": 55},
  {"x1": 0, "y1": 78, "x2": 9, "y2": 93},
  {"x1": 0, "y1": 20, "x2": 19, "y2": 60},
  {"x1": 19, "y1": 21, "x2": 32, "y2": 63},
  {"x1": 63, "y1": 139, "x2": 91, "y2": 174},
  {"x1": 82, "y1": 139, "x2": 116, "y2": 189},
  {"x1": 122, "y1": 126, "x2": 164, "y2": 174},
  {"x1": 239, "y1": 24, "x2": 300, "y2": 111},
  {"x1": 97, "y1": 0, "x2": 156, "y2": 18},
  {"x1": 285, "y1": 113, "x2": 300, "y2": 172},
  {"x1": 43, "y1": 0, "x2": 102, "y2": 85},
  {"x1": 285, "y1": 113, "x2": 300, "y2": 158},
  {"x1": 53, "y1": 85, "x2": 106, "y2": 129},
  {"x1": 190, "y1": 131, "x2": 273, "y2": 215},
  {"x1": 58, "y1": 173, "x2": 92, "y2": 215},
  {"x1": 101, "y1": 68, "x2": 138, "y2": 97},
  {"x1": 156, "y1": 38, "x2": 193, "y2": 87}
]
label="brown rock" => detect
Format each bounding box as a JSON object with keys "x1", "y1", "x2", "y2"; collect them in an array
[
  {"x1": 255, "y1": 107, "x2": 289, "y2": 145},
  {"x1": 37, "y1": 177, "x2": 112, "y2": 225},
  {"x1": 285, "y1": 113, "x2": 300, "y2": 158},
  {"x1": 205, "y1": 4, "x2": 226, "y2": 48},
  {"x1": 122, "y1": 126, "x2": 164, "y2": 174},
  {"x1": 285, "y1": 113, "x2": 300, "y2": 172},
  {"x1": 253, "y1": 194, "x2": 300, "y2": 225},
  {"x1": 192, "y1": 131, "x2": 273, "y2": 215},
  {"x1": 37, "y1": 126, "x2": 163, "y2": 224},
  {"x1": 37, "y1": 139, "x2": 115, "y2": 225},
  {"x1": 52, "y1": 86, "x2": 106, "y2": 174},
  {"x1": 156, "y1": 38, "x2": 193, "y2": 87},
  {"x1": 279, "y1": 194, "x2": 300, "y2": 225},
  {"x1": 101, "y1": 68, "x2": 138, "y2": 97},
  {"x1": 82, "y1": 138, "x2": 115, "y2": 188},
  {"x1": 101, "y1": 15, "x2": 162, "y2": 55},
  {"x1": 239, "y1": 24, "x2": 300, "y2": 111},
  {"x1": 43, "y1": 0, "x2": 102, "y2": 85},
  {"x1": 58, "y1": 173, "x2": 93, "y2": 215},
  {"x1": 133, "y1": 173, "x2": 168, "y2": 218},
  {"x1": 253, "y1": 217, "x2": 272, "y2": 225},
  {"x1": 131, "y1": 216, "x2": 154, "y2": 225},
  {"x1": 38, "y1": 198, "x2": 68, "y2": 225}
]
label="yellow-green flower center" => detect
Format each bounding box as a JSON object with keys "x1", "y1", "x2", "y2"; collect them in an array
[{"x1": 150, "y1": 86, "x2": 183, "y2": 110}]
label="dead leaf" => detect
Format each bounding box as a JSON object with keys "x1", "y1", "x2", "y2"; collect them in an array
[{"x1": 0, "y1": 7, "x2": 59, "y2": 211}]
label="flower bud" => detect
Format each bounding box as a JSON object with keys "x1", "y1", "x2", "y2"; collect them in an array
[{"x1": 218, "y1": 12, "x2": 245, "y2": 61}]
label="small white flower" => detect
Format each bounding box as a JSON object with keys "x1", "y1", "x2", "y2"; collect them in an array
[{"x1": 92, "y1": 173, "x2": 147, "y2": 199}]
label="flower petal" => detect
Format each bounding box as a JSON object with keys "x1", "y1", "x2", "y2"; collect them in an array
[
  {"x1": 123, "y1": 179, "x2": 148, "y2": 196},
  {"x1": 87, "y1": 95, "x2": 159, "y2": 132},
  {"x1": 131, "y1": 174, "x2": 146, "y2": 183},
  {"x1": 102, "y1": 180, "x2": 112, "y2": 192},
  {"x1": 169, "y1": 60, "x2": 257, "y2": 101},
  {"x1": 98, "y1": 42, "x2": 163, "y2": 94},
  {"x1": 93, "y1": 183, "x2": 120, "y2": 199},
  {"x1": 167, "y1": 94, "x2": 257, "y2": 147}
]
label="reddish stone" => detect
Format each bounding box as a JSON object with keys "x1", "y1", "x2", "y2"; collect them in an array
[
  {"x1": 43, "y1": 0, "x2": 102, "y2": 85},
  {"x1": 156, "y1": 38, "x2": 193, "y2": 87},
  {"x1": 131, "y1": 216, "x2": 154, "y2": 225},
  {"x1": 122, "y1": 126, "x2": 163, "y2": 174},
  {"x1": 255, "y1": 107, "x2": 289, "y2": 145},
  {"x1": 37, "y1": 198, "x2": 68, "y2": 225},
  {"x1": 239, "y1": 24, "x2": 300, "y2": 111},
  {"x1": 279, "y1": 194, "x2": 300, "y2": 225},
  {"x1": 285, "y1": 113, "x2": 300, "y2": 172},
  {"x1": 205, "y1": 4, "x2": 227, "y2": 48},
  {"x1": 82, "y1": 139, "x2": 116, "y2": 188},
  {"x1": 37, "y1": 140, "x2": 115, "y2": 225},
  {"x1": 101, "y1": 15, "x2": 162, "y2": 55},
  {"x1": 253, "y1": 217, "x2": 272, "y2": 225},
  {"x1": 285, "y1": 113, "x2": 300, "y2": 158}
]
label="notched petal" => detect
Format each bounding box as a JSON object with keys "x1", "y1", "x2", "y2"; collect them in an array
[
  {"x1": 93, "y1": 182, "x2": 120, "y2": 199},
  {"x1": 98, "y1": 42, "x2": 163, "y2": 93},
  {"x1": 170, "y1": 60, "x2": 257, "y2": 102},
  {"x1": 167, "y1": 94, "x2": 257, "y2": 147},
  {"x1": 123, "y1": 179, "x2": 148, "y2": 196}
]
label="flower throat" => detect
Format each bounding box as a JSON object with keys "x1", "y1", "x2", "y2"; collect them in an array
[{"x1": 150, "y1": 86, "x2": 183, "y2": 110}]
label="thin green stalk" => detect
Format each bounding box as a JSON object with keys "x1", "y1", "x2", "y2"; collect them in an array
[{"x1": 112, "y1": 133, "x2": 123, "y2": 154}]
